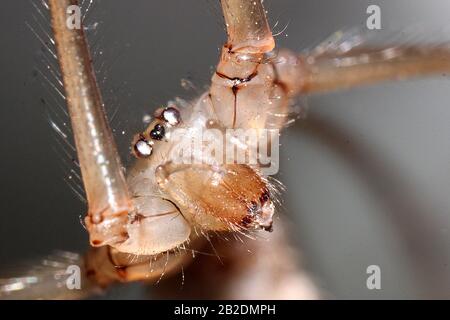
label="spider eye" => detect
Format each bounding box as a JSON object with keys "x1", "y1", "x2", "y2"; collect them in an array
[
  {"x1": 150, "y1": 123, "x2": 165, "y2": 140},
  {"x1": 162, "y1": 107, "x2": 181, "y2": 126},
  {"x1": 134, "y1": 139, "x2": 153, "y2": 158}
]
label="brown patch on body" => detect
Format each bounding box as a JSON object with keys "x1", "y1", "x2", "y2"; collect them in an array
[
  {"x1": 162, "y1": 164, "x2": 274, "y2": 232},
  {"x1": 91, "y1": 239, "x2": 102, "y2": 246}
]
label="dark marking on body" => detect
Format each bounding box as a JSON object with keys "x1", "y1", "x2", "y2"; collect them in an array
[
  {"x1": 215, "y1": 70, "x2": 258, "y2": 128},
  {"x1": 130, "y1": 213, "x2": 146, "y2": 224},
  {"x1": 259, "y1": 189, "x2": 270, "y2": 204},
  {"x1": 232, "y1": 85, "x2": 239, "y2": 128},
  {"x1": 216, "y1": 70, "x2": 258, "y2": 84}
]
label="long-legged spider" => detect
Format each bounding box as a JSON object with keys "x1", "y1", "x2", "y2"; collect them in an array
[{"x1": 1, "y1": 0, "x2": 450, "y2": 299}]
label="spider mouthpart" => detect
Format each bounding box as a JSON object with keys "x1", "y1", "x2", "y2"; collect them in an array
[
  {"x1": 241, "y1": 189, "x2": 274, "y2": 232},
  {"x1": 162, "y1": 107, "x2": 181, "y2": 126},
  {"x1": 150, "y1": 123, "x2": 165, "y2": 140},
  {"x1": 134, "y1": 139, "x2": 153, "y2": 158}
]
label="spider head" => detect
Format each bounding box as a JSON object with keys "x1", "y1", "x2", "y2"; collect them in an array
[{"x1": 119, "y1": 105, "x2": 275, "y2": 256}]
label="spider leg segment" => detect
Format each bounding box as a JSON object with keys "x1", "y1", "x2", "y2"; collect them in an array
[
  {"x1": 49, "y1": 0, "x2": 133, "y2": 247},
  {"x1": 210, "y1": 1, "x2": 297, "y2": 130},
  {"x1": 84, "y1": 246, "x2": 193, "y2": 287},
  {"x1": 299, "y1": 44, "x2": 450, "y2": 94},
  {"x1": 221, "y1": 0, "x2": 274, "y2": 54}
]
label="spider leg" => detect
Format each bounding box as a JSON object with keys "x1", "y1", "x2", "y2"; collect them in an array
[
  {"x1": 49, "y1": 0, "x2": 132, "y2": 247},
  {"x1": 221, "y1": 0, "x2": 274, "y2": 54},
  {"x1": 84, "y1": 246, "x2": 194, "y2": 287},
  {"x1": 299, "y1": 45, "x2": 450, "y2": 94},
  {"x1": 210, "y1": 1, "x2": 292, "y2": 129},
  {"x1": 152, "y1": 220, "x2": 320, "y2": 299}
]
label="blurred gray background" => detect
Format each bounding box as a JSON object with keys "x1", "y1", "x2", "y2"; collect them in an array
[{"x1": 1, "y1": 0, "x2": 450, "y2": 299}]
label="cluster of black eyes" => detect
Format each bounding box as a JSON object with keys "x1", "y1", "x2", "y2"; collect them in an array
[
  {"x1": 133, "y1": 107, "x2": 181, "y2": 158},
  {"x1": 149, "y1": 123, "x2": 165, "y2": 140}
]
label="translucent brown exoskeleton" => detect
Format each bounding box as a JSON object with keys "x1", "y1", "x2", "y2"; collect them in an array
[{"x1": 3, "y1": 0, "x2": 450, "y2": 299}]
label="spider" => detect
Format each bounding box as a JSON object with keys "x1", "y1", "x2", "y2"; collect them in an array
[{"x1": 1, "y1": 0, "x2": 450, "y2": 299}]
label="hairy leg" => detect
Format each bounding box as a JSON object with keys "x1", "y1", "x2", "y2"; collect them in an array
[
  {"x1": 152, "y1": 221, "x2": 319, "y2": 299},
  {"x1": 49, "y1": 0, "x2": 132, "y2": 246}
]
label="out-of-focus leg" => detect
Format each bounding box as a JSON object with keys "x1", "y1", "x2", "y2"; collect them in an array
[
  {"x1": 152, "y1": 221, "x2": 320, "y2": 299},
  {"x1": 299, "y1": 45, "x2": 450, "y2": 94},
  {"x1": 84, "y1": 246, "x2": 194, "y2": 287}
]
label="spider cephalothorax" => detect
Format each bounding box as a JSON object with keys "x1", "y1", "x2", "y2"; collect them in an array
[{"x1": 125, "y1": 95, "x2": 276, "y2": 256}]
